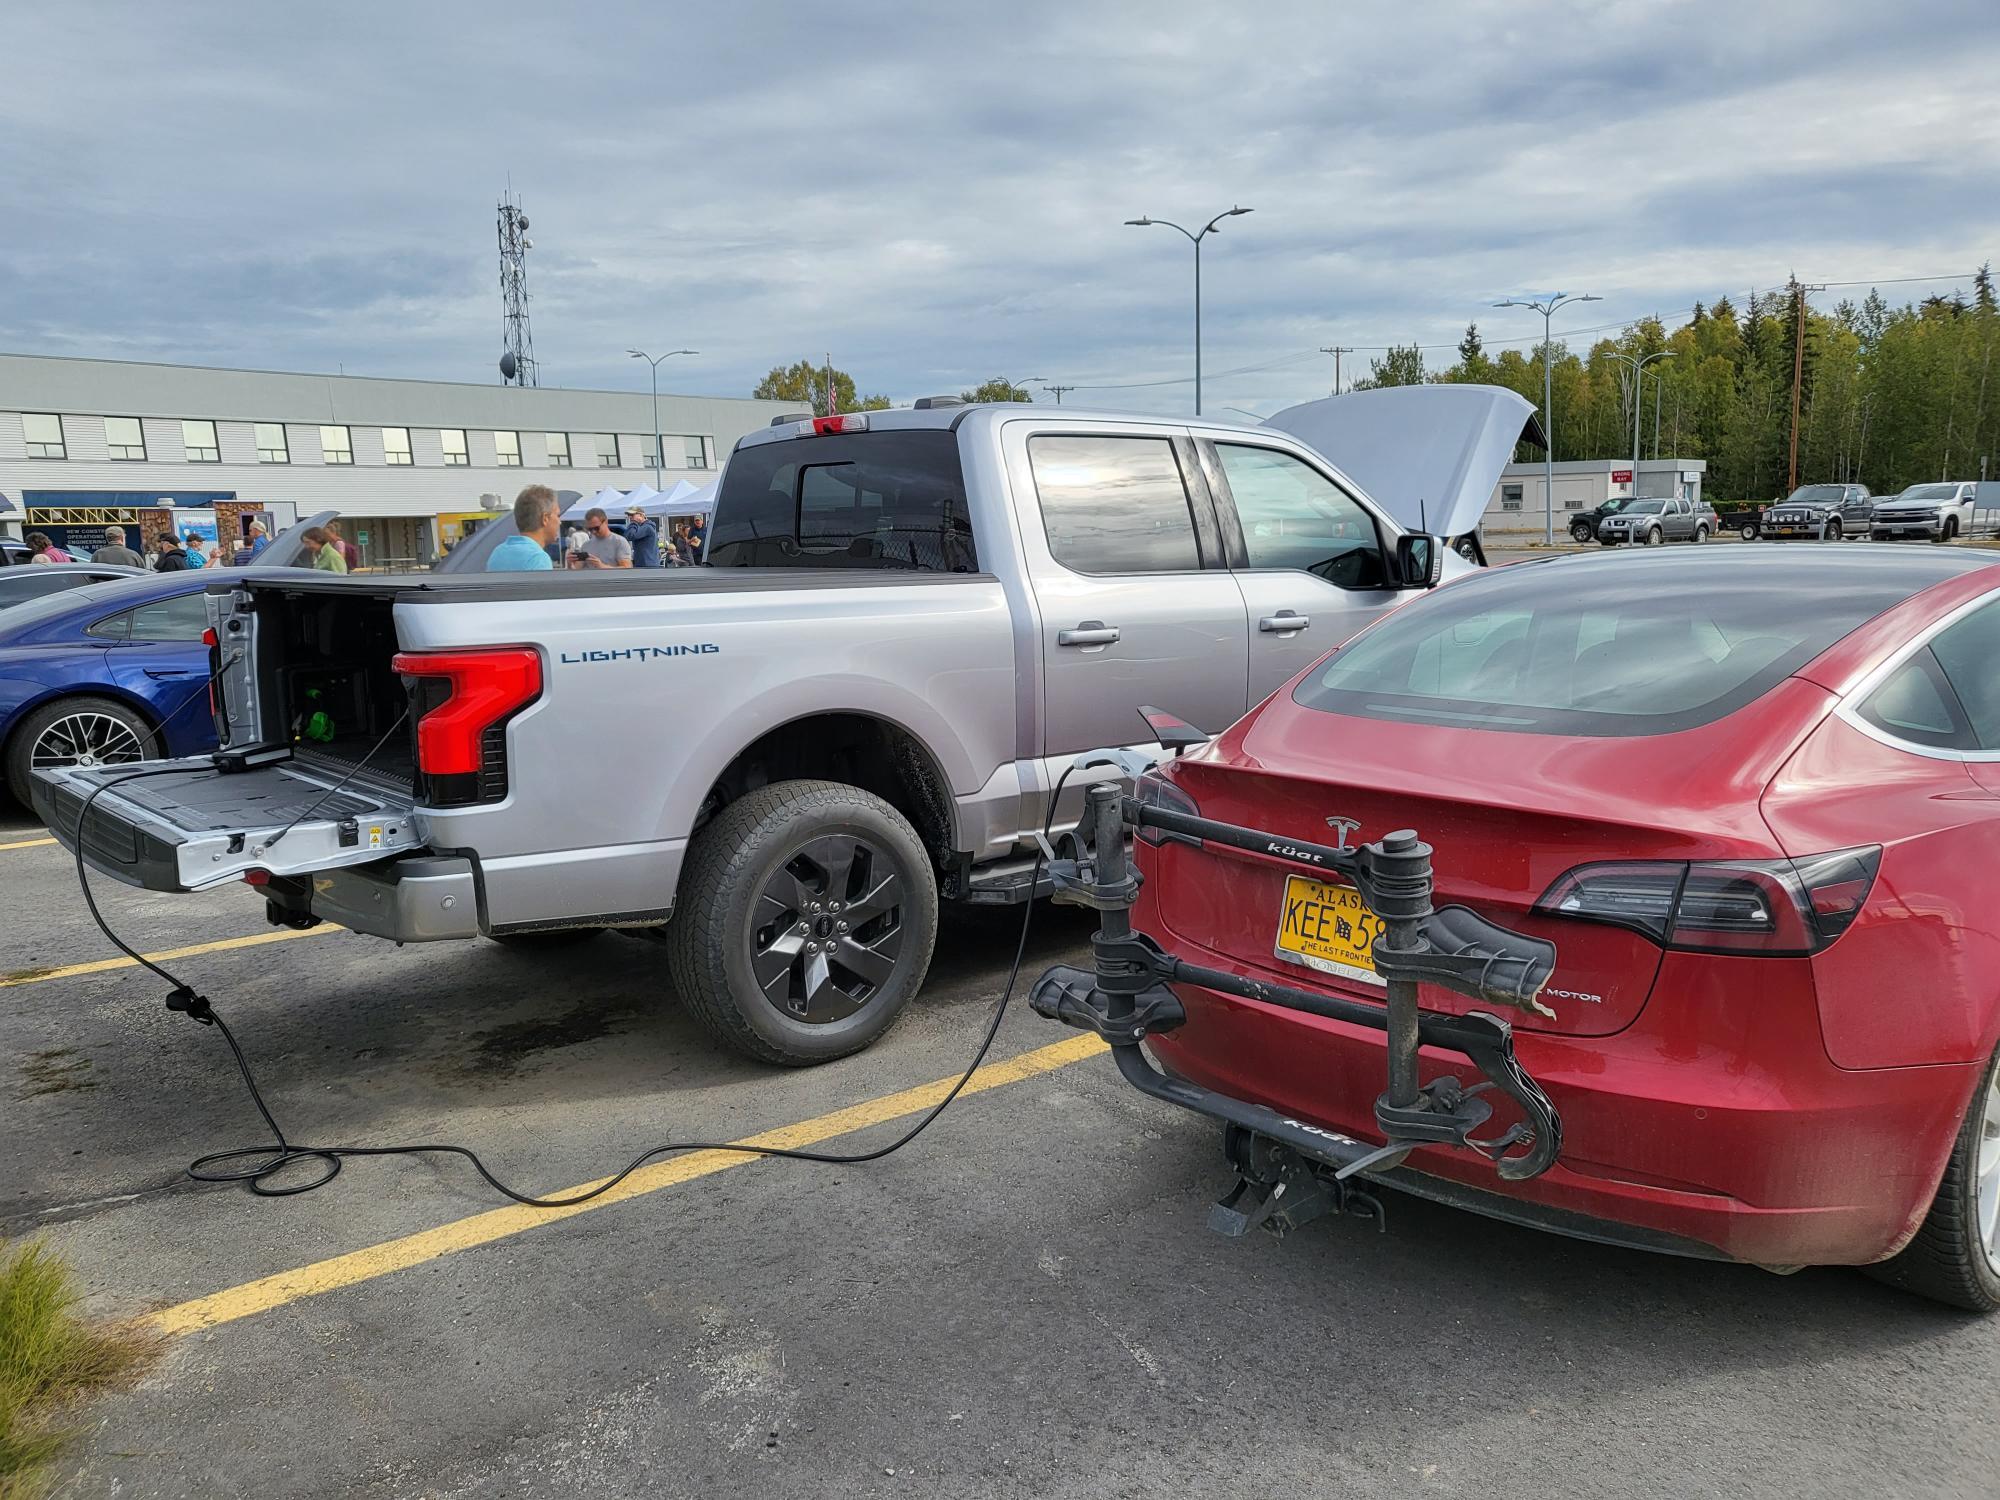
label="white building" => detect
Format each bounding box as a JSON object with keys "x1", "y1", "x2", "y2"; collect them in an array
[
  {"x1": 1482, "y1": 457, "x2": 1707, "y2": 535},
  {"x1": 0, "y1": 353, "x2": 793, "y2": 565}
]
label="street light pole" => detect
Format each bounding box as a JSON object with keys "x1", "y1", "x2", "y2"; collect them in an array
[
  {"x1": 628, "y1": 347, "x2": 698, "y2": 487},
  {"x1": 1125, "y1": 206, "x2": 1253, "y2": 416},
  {"x1": 1606, "y1": 349, "x2": 1674, "y2": 500},
  {"x1": 1494, "y1": 292, "x2": 1601, "y2": 544}
]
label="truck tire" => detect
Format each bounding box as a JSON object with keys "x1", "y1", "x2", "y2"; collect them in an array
[
  {"x1": 1643, "y1": 526, "x2": 1663, "y2": 547},
  {"x1": 1693, "y1": 523, "x2": 1709, "y2": 543},
  {"x1": 1570, "y1": 521, "x2": 1594, "y2": 543},
  {"x1": 1865, "y1": 1045, "x2": 2000, "y2": 1312},
  {"x1": 1938, "y1": 518, "x2": 1959, "y2": 544},
  {"x1": 5, "y1": 695, "x2": 158, "y2": 809},
  {"x1": 1739, "y1": 523, "x2": 1758, "y2": 541},
  {"x1": 666, "y1": 779, "x2": 938, "y2": 1066},
  {"x1": 1826, "y1": 519, "x2": 1843, "y2": 541}
]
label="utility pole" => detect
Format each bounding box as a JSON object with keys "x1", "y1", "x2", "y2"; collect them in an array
[
  {"x1": 1787, "y1": 278, "x2": 1826, "y2": 491},
  {"x1": 1319, "y1": 345, "x2": 1353, "y2": 396},
  {"x1": 1042, "y1": 383, "x2": 1076, "y2": 404}
]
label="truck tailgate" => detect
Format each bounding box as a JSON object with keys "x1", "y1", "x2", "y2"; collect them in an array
[{"x1": 35, "y1": 757, "x2": 423, "y2": 893}]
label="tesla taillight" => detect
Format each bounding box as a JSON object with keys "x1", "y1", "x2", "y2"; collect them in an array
[
  {"x1": 391, "y1": 647, "x2": 542, "y2": 806},
  {"x1": 1134, "y1": 767, "x2": 1199, "y2": 846},
  {"x1": 1534, "y1": 847, "x2": 1880, "y2": 956}
]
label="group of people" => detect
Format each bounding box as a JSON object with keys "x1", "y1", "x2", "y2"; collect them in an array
[
  {"x1": 485, "y1": 486, "x2": 707, "y2": 572},
  {"x1": 22, "y1": 520, "x2": 290, "y2": 571}
]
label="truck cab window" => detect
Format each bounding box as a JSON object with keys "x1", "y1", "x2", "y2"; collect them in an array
[
  {"x1": 1028, "y1": 434, "x2": 1202, "y2": 575},
  {"x1": 1214, "y1": 443, "x2": 1385, "y2": 589},
  {"x1": 708, "y1": 430, "x2": 975, "y2": 572}
]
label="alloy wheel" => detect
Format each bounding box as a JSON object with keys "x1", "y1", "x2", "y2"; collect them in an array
[
  {"x1": 31, "y1": 711, "x2": 145, "y2": 772},
  {"x1": 1978, "y1": 1069, "x2": 2000, "y2": 1274},
  {"x1": 748, "y1": 833, "x2": 907, "y2": 1024}
]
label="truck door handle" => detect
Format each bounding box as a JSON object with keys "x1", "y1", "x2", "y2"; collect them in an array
[
  {"x1": 1057, "y1": 623, "x2": 1120, "y2": 647},
  {"x1": 1258, "y1": 612, "x2": 1310, "y2": 634}
]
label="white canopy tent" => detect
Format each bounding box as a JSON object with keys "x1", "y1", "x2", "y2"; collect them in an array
[
  {"x1": 562, "y1": 479, "x2": 716, "y2": 521},
  {"x1": 562, "y1": 486, "x2": 633, "y2": 521}
]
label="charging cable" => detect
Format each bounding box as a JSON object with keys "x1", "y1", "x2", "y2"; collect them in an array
[{"x1": 69, "y1": 707, "x2": 1085, "y2": 1201}]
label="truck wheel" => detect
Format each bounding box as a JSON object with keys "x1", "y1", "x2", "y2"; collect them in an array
[
  {"x1": 1644, "y1": 526, "x2": 1663, "y2": 547},
  {"x1": 1938, "y1": 518, "x2": 1959, "y2": 544},
  {"x1": 1739, "y1": 523, "x2": 1758, "y2": 541},
  {"x1": 5, "y1": 695, "x2": 157, "y2": 809},
  {"x1": 1570, "y1": 522, "x2": 1594, "y2": 543},
  {"x1": 1826, "y1": 519, "x2": 1843, "y2": 541},
  {"x1": 666, "y1": 779, "x2": 938, "y2": 1066},
  {"x1": 1693, "y1": 524, "x2": 1708, "y2": 543},
  {"x1": 1866, "y1": 1045, "x2": 2000, "y2": 1312}
]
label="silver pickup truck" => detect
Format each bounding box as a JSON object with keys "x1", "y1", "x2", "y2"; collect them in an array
[{"x1": 39, "y1": 396, "x2": 1516, "y2": 1065}]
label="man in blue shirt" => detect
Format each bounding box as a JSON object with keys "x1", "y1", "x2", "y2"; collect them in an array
[
  {"x1": 622, "y1": 503, "x2": 662, "y2": 568},
  {"x1": 229, "y1": 521, "x2": 269, "y2": 566},
  {"x1": 487, "y1": 485, "x2": 561, "y2": 571}
]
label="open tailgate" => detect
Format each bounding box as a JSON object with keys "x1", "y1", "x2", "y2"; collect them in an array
[{"x1": 35, "y1": 757, "x2": 423, "y2": 893}]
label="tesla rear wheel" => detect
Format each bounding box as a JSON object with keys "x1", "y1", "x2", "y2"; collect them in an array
[
  {"x1": 1867, "y1": 1045, "x2": 2000, "y2": 1312},
  {"x1": 666, "y1": 779, "x2": 937, "y2": 1066},
  {"x1": 5, "y1": 695, "x2": 157, "y2": 809}
]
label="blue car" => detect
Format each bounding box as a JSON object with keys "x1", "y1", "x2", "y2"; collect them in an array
[
  {"x1": 0, "y1": 515, "x2": 333, "y2": 807},
  {"x1": 0, "y1": 573, "x2": 224, "y2": 806}
]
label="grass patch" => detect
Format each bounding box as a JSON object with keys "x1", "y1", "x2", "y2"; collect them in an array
[{"x1": 1, "y1": 1239, "x2": 159, "y2": 1498}]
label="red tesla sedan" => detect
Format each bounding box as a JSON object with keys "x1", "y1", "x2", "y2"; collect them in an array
[{"x1": 1133, "y1": 545, "x2": 2000, "y2": 1309}]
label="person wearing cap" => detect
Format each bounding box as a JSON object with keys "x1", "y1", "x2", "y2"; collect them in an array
[
  {"x1": 622, "y1": 503, "x2": 662, "y2": 569},
  {"x1": 569, "y1": 507, "x2": 633, "y2": 569}
]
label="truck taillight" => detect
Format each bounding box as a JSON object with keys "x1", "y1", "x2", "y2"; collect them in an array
[
  {"x1": 810, "y1": 414, "x2": 869, "y2": 435},
  {"x1": 1533, "y1": 847, "x2": 1880, "y2": 956},
  {"x1": 392, "y1": 647, "x2": 542, "y2": 804}
]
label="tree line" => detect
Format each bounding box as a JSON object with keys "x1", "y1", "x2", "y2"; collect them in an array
[{"x1": 1353, "y1": 268, "x2": 2000, "y2": 501}]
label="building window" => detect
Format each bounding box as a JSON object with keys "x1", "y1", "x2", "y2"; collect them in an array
[
  {"x1": 181, "y1": 419, "x2": 220, "y2": 462},
  {"x1": 546, "y1": 432, "x2": 571, "y2": 468},
  {"x1": 493, "y1": 430, "x2": 522, "y2": 467},
  {"x1": 595, "y1": 433, "x2": 619, "y2": 468},
  {"x1": 254, "y1": 423, "x2": 290, "y2": 463},
  {"x1": 441, "y1": 429, "x2": 470, "y2": 466},
  {"x1": 683, "y1": 435, "x2": 710, "y2": 469},
  {"x1": 1563, "y1": 497, "x2": 1584, "y2": 511},
  {"x1": 105, "y1": 416, "x2": 147, "y2": 461},
  {"x1": 320, "y1": 425, "x2": 354, "y2": 464},
  {"x1": 24, "y1": 413, "x2": 66, "y2": 459},
  {"x1": 382, "y1": 427, "x2": 413, "y2": 465},
  {"x1": 1500, "y1": 483, "x2": 1524, "y2": 512}
]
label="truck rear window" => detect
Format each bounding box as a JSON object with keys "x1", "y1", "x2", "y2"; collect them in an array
[{"x1": 707, "y1": 430, "x2": 976, "y2": 572}]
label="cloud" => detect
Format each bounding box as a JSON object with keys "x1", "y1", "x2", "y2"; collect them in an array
[{"x1": 1, "y1": 0, "x2": 1995, "y2": 415}]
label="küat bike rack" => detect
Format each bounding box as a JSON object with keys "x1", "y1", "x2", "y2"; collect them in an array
[{"x1": 1030, "y1": 779, "x2": 1565, "y2": 1239}]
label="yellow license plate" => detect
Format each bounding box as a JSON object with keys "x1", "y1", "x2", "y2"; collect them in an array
[{"x1": 1274, "y1": 874, "x2": 1386, "y2": 986}]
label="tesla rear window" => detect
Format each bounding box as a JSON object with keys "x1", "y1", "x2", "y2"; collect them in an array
[{"x1": 1295, "y1": 559, "x2": 1928, "y2": 736}]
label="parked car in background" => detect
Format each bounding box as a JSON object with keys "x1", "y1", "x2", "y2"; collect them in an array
[
  {"x1": 1595, "y1": 495, "x2": 1718, "y2": 545},
  {"x1": 1713, "y1": 500, "x2": 1765, "y2": 540},
  {"x1": 1761, "y1": 482, "x2": 1873, "y2": 540},
  {"x1": 1870, "y1": 482, "x2": 1992, "y2": 543},
  {"x1": 0, "y1": 537, "x2": 33, "y2": 566},
  {"x1": 0, "y1": 564, "x2": 145, "y2": 611},
  {"x1": 1568, "y1": 494, "x2": 1638, "y2": 544},
  {"x1": 1127, "y1": 545, "x2": 2000, "y2": 1308}
]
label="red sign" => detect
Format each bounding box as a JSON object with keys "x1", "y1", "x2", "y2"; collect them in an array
[{"x1": 1611, "y1": 469, "x2": 1634, "y2": 485}]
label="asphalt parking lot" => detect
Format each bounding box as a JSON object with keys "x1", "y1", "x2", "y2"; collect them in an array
[{"x1": 6, "y1": 780, "x2": 2000, "y2": 1498}]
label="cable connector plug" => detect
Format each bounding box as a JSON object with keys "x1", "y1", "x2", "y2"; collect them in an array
[{"x1": 166, "y1": 986, "x2": 215, "y2": 1025}]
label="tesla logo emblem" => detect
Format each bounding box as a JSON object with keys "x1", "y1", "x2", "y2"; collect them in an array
[{"x1": 1324, "y1": 816, "x2": 1361, "y2": 851}]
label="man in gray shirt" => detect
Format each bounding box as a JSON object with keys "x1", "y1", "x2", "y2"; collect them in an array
[
  {"x1": 568, "y1": 507, "x2": 633, "y2": 569},
  {"x1": 91, "y1": 526, "x2": 145, "y2": 567}
]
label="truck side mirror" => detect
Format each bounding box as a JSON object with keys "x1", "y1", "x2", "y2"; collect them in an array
[{"x1": 1396, "y1": 533, "x2": 1443, "y2": 590}]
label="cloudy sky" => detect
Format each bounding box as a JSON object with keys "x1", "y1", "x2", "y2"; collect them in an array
[{"x1": 4, "y1": 1, "x2": 1997, "y2": 416}]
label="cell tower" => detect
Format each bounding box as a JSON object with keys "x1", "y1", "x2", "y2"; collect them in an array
[{"x1": 497, "y1": 191, "x2": 537, "y2": 386}]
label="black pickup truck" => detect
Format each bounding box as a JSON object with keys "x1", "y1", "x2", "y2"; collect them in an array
[{"x1": 1713, "y1": 501, "x2": 1764, "y2": 540}]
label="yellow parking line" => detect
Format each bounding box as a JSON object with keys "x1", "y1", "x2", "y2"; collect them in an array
[
  {"x1": 150, "y1": 1031, "x2": 1110, "y2": 1337},
  {"x1": 0, "y1": 925, "x2": 340, "y2": 989},
  {"x1": 0, "y1": 836, "x2": 57, "y2": 851}
]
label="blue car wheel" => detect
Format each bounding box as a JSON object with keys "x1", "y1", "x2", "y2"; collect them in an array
[{"x1": 4, "y1": 695, "x2": 156, "y2": 807}]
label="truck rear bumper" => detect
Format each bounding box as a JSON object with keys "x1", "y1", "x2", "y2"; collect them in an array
[{"x1": 299, "y1": 856, "x2": 481, "y2": 942}]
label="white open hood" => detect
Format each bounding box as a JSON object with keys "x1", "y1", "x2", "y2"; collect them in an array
[{"x1": 1262, "y1": 384, "x2": 1544, "y2": 540}]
